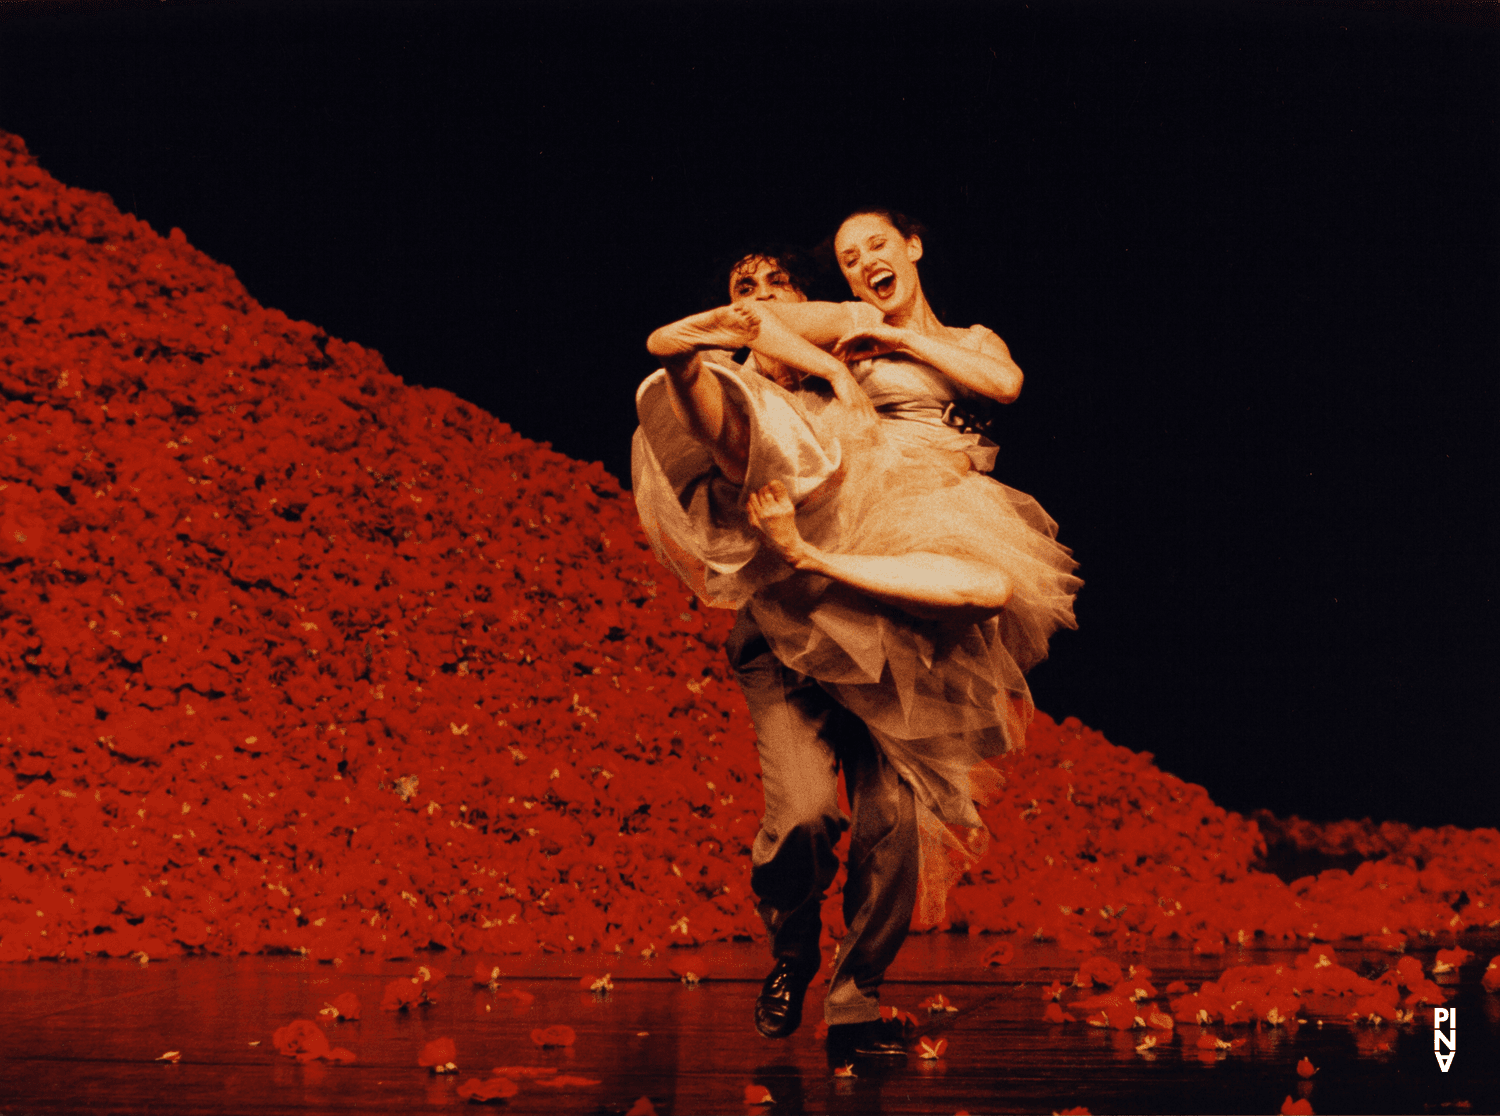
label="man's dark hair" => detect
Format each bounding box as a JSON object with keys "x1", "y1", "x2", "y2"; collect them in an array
[{"x1": 701, "y1": 242, "x2": 825, "y2": 309}]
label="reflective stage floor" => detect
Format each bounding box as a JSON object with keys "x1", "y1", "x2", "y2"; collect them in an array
[{"x1": 0, "y1": 932, "x2": 1495, "y2": 1115}]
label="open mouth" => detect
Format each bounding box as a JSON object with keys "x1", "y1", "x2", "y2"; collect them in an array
[{"x1": 868, "y1": 268, "x2": 896, "y2": 299}]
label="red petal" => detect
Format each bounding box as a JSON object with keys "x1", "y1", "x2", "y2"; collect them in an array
[
  {"x1": 530, "y1": 1025, "x2": 576, "y2": 1048},
  {"x1": 418, "y1": 1037, "x2": 457, "y2": 1068}
]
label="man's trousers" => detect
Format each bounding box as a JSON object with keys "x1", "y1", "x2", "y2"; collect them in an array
[{"x1": 725, "y1": 606, "x2": 919, "y2": 1026}]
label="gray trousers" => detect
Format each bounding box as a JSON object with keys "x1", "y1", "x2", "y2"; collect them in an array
[{"x1": 725, "y1": 607, "x2": 919, "y2": 1026}]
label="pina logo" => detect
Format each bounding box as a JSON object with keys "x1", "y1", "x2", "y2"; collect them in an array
[{"x1": 1434, "y1": 1007, "x2": 1456, "y2": 1072}]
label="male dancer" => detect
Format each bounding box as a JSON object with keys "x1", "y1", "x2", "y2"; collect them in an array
[
  {"x1": 639, "y1": 251, "x2": 920, "y2": 1061},
  {"x1": 724, "y1": 254, "x2": 916, "y2": 1060}
]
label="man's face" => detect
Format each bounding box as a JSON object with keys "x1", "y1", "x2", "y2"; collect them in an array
[{"x1": 729, "y1": 256, "x2": 806, "y2": 304}]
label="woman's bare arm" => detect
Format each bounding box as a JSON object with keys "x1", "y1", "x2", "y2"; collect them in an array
[
  {"x1": 834, "y1": 324, "x2": 1023, "y2": 403},
  {"x1": 752, "y1": 300, "x2": 860, "y2": 348}
]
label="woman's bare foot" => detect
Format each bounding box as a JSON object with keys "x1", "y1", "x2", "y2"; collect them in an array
[
  {"x1": 747, "y1": 480, "x2": 810, "y2": 566},
  {"x1": 648, "y1": 303, "x2": 761, "y2": 358}
]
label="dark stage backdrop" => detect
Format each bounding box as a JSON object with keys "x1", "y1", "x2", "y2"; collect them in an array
[{"x1": 1, "y1": 0, "x2": 1495, "y2": 830}]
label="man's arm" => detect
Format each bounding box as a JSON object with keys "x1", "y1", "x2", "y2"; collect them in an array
[{"x1": 660, "y1": 350, "x2": 749, "y2": 485}]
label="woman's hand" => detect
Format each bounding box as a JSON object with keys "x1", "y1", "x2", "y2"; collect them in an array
[
  {"x1": 827, "y1": 367, "x2": 877, "y2": 421},
  {"x1": 831, "y1": 323, "x2": 911, "y2": 364}
]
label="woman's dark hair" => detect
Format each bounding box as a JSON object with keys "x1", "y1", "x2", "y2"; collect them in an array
[
  {"x1": 816, "y1": 207, "x2": 930, "y2": 270},
  {"x1": 836, "y1": 206, "x2": 929, "y2": 245}
]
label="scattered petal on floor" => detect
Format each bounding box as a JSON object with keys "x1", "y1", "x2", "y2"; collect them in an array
[
  {"x1": 418, "y1": 1037, "x2": 457, "y2": 1069},
  {"x1": 456, "y1": 1077, "x2": 519, "y2": 1103},
  {"x1": 1483, "y1": 957, "x2": 1500, "y2": 993},
  {"x1": 322, "y1": 992, "x2": 360, "y2": 1021},
  {"x1": 381, "y1": 976, "x2": 437, "y2": 1013},
  {"x1": 535, "y1": 1074, "x2": 601, "y2": 1088},
  {"x1": 1074, "y1": 956, "x2": 1123, "y2": 988},
  {"x1": 982, "y1": 942, "x2": 1015, "y2": 966},
  {"x1": 879, "y1": 1005, "x2": 919, "y2": 1029},
  {"x1": 272, "y1": 1020, "x2": 329, "y2": 1063}
]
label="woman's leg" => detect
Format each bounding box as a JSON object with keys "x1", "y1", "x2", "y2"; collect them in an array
[{"x1": 747, "y1": 481, "x2": 1013, "y2": 622}]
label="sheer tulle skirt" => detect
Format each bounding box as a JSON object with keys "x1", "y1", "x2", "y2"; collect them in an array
[{"x1": 632, "y1": 358, "x2": 1081, "y2": 926}]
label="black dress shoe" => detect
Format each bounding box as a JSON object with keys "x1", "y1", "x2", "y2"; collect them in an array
[
  {"x1": 754, "y1": 958, "x2": 818, "y2": 1038},
  {"x1": 826, "y1": 1019, "x2": 909, "y2": 1061}
]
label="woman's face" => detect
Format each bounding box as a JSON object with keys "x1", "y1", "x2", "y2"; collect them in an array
[
  {"x1": 834, "y1": 214, "x2": 923, "y2": 312},
  {"x1": 728, "y1": 256, "x2": 806, "y2": 304}
]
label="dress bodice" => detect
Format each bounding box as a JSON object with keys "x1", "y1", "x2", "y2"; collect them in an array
[{"x1": 842, "y1": 303, "x2": 1000, "y2": 473}]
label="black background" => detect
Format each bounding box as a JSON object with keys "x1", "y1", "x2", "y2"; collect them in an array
[{"x1": 2, "y1": 0, "x2": 1495, "y2": 829}]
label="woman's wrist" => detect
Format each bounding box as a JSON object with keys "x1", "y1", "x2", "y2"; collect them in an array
[
  {"x1": 897, "y1": 326, "x2": 939, "y2": 360},
  {"x1": 791, "y1": 542, "x2": 826, "y2": 573}
]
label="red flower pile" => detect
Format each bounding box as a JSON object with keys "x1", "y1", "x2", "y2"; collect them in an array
[
  {"x1": 1, "y1": 130, "x2": 1497, "y2": 972},
  {"x1": 949, "y1": 720, "x2": 1499, "y2": 952}
]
